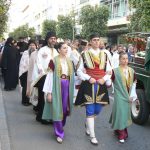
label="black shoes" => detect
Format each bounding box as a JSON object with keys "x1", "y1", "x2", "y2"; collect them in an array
[
  {"x1": 4, "y1": 87, "x2": 15, "y2": 91},
  {"x1": 36, "y1": 117, "x2": 53, "y2": 125},
  {"x1": 22, "y1": 102, "x2": 31, "y2": 106}
]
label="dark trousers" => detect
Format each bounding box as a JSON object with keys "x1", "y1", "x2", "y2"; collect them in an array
[
  {"x1": 19, "y1": 72, "x2": 29, "y2": 104},
  {"x1": 35, "y1": 75, "x2": 46, "y2": 120}
]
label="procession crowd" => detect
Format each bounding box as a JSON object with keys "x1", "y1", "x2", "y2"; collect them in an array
[{"x1": 0, "y1": 32, "x2": 137, "y2": 145}]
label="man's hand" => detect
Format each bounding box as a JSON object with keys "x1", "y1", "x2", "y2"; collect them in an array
[
  {"x1": 97, "y1": 78, "x2": 105, "y2": 85},
  {"x1": 47, "y1": 93, "x2": 52, "y2": 103},
  {"x1": 129, "y1": 97, "x2": 133, "y2": 104},
  {"x1": 89, "y1": 78, "x2": 96, "y2": 84},
  {"x1": 38, "y1": 69, "x2": 43, "y2": 74}
]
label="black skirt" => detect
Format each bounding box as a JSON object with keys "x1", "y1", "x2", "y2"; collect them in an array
[{"x1": 75, "y1": 81, "x2": 109, "y2": 106}]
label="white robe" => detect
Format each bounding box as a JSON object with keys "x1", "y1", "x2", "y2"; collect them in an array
[
  {"x1": 112, "y1": 51, "x2": 119, "y2": 69},
  {"x1": 26, "y1": 50, "x2": 38, "y2": 94},
  {"x1": 19, "y1": 50, "x2": 29, "y2": 77},
  {"x1": 70, "y1": 49, "x2": 82, "y2": 102},
  {"x1": 32, "y1": 46, "x2": 58, "y2": 85}
]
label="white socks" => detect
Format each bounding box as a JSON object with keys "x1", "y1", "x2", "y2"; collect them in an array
[
  {"x1": 86, "y1": 117, "x2": 95, "y2": 138},
  {"x1": 86, "y1": 117, "x2": 98, "y2": 145}
]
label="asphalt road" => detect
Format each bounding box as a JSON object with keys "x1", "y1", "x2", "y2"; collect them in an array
[{"x1": 1, "y1": 85, "x2": 150, "y2": 150}]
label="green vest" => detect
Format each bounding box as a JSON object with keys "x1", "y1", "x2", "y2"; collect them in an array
[
  {"x1": 42, "y1": 56, "x2": 74, "y2": 121},
  {"x1": 110, "y1": 67, "x2": 134, "y2": 130}
]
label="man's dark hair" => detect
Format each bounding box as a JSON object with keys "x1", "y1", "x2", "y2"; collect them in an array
[{"x1": 89, "y1": 33, "x2": 99, "y2": 41}]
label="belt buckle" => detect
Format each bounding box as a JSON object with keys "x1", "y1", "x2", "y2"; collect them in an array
[{"x1": 61, "y1": 74, "x2": 66, "y2": 79}]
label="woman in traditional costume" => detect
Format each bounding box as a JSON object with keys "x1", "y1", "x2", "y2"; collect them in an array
[
  {"x1": 109, "y1": 51, "x2": 136, "y2": 143},
  {"x1": 42, "y1": 42, "x2": 74, "y2": 143}
]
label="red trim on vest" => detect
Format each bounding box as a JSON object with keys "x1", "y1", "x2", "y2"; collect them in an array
[{"x1": 86, "y1": 62, "x2": 105, "y2": 80}]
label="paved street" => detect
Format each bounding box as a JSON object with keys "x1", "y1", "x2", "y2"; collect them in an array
[{"x1": 0, "y1": 78, "x2": 150, "y2": 150}]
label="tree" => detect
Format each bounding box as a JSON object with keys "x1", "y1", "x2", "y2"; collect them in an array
[
  {"x1": 80, "y1": 5, "x2": 109, "y2": 39},
  {"x1": 129, "y1": 0, "x2": 150, "y2": 32},
  {"x1": 42, "y1": 20, "x2": 57, "y2": 38},
  {"x1": 9, "y1": 24, "x2": 35, "y2": 40},
  {"x1": 57, "y1": 15, "x2": 74, "y2": 40},
  {"x1": 0, "y1": 0, "x2": 11, "y2": 37}
]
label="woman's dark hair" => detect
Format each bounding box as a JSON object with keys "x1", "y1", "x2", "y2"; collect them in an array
[
  {"x1": 119, "y1": 51, "x2": 128, "y2": 59},
  {"x1": 5, "y1": 37, "x2": 14, "y2": 46},
  {"x1": 57, "y1": 42, "x2": 65, "y2": 50},
  {"x1": 28, "y1": 39, "x2": 37, "y2": 48}
]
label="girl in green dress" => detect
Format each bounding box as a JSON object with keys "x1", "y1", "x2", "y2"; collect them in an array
[{"x1": 110, "y1": 51, "x2": 136, "y2": 143}]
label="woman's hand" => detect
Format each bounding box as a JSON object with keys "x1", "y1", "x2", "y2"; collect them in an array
[{"x1": 47, "y1": 93, "x2": 52, "y2": 103}]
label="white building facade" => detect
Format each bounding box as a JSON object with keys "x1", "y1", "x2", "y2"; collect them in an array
[
  {"x1": 8, "y1": 0, "x2": 73, "y2": 35},
  {"x1": 8, "y1": 0, "x2": 131, "y2": 43}
]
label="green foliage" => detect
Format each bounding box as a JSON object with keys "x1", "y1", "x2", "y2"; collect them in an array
[
  {"x1": 57, "y1": 15, "x2": 74, "y2": 40},
  {"x1": 9, "y1": 24, "x2": 35, "y2": 40},
  {"x1": 0, "y1": 0, "x2": 11, "y2": 37},
  {"x1": 42, "y1": 20, "x2": 57, "y2": 38},
  {"x1": 129, "y1": 0, "x2": 150, "y2": 32},
  {"x1": 80, "y1": 5, "x2": 109, "y2": 39}
]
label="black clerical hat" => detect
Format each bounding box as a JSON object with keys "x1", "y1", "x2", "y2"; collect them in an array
[{"x1": 45, "y1": 31, "x2": 57, "y2": 42}]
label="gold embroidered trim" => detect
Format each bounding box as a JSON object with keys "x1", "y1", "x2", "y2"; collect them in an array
[
  {"x1": 84, "y1": 51, "x2": 95, "y2": 69},
  {"x1": 96, "y1": 101, "x2": 108, "y2": 104},
  {"x1": 85, "y1": 94, "x2": 93, "y2": 102},
  {"x1": 96, "y1": 93, "x2": 105, "y2": 102},
  {"x1": 83, "y1": 50, "x2": 107, "y2": 70},
  {"x1": 55, "y1": 56, "x2": 73, "y2": 77},
  {"x1": 75, "y1": 56, "x2": 81, "y2": 71},
  {"x1": 119, "y1": 67, "x2": 133, "y2": 91},
  {"x1": 99, "y1": 51, "x2": 106, "y2": 69},
  {"x1": 77, "y1": 101, "x2": 108, "y2": 107},
  {"x1": 90, "y1": 53, "x2": 100, "y2": 65}
]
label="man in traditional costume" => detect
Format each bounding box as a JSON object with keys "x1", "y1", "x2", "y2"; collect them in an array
[
  {"x1": 75, "y1": 33, "x2": 112, "y2": 145},
  {"x1": 32, "y1": 31, "x2": 58, "y2": 124},
  {"x1": 110, "y1": 51, "x2": 136, "y2": 143},
  {"x1": 42, "y1": 42, "x2": 74, "y2": 143}
]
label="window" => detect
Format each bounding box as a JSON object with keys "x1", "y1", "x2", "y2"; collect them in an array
[
  {"x1": 80, "y1": 0, "x2": 89, "y2": 4},
  {"x1": 113, "y1": 3, "x2": 119, "y2": 18}
]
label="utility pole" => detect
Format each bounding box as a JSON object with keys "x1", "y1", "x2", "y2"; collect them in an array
[{"x1": 72, "y1": 0, "x2": 76, "y2": 40}]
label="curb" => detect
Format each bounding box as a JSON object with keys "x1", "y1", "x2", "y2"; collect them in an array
[{"x1": 0, "y1": 77, "x2": 11, "y2": 150}]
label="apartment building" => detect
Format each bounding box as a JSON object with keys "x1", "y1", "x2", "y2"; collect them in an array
[
  {"x1": 8, "y1": 0, "x2": 73, "y2": 36},
  {"x1": 100, "y1": 0, "x2": 130, "y2": 44}
]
